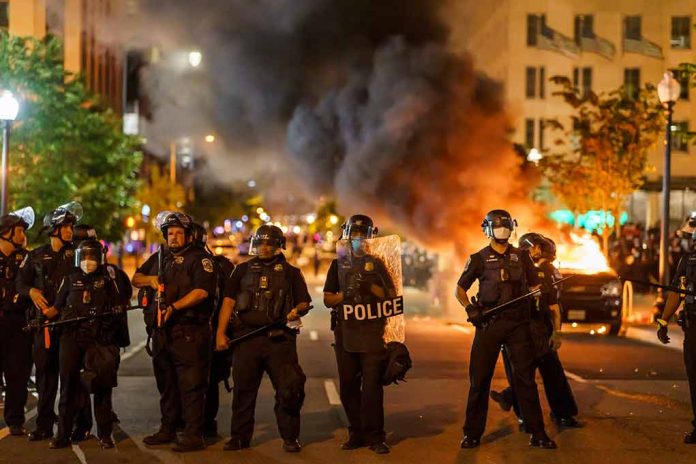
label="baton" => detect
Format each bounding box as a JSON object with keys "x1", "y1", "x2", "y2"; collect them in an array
[
  {"x1": 481, "y1": 275, "x2": 576, "y2": 317},
  {"x1": 24, "y1": 305, "x2": 143, "y2": 331},
  {"x1": 619, "y1": 278, "x2": 696, "y2": 298},
  {"x1": 226, "y1": 305, "x2": 314, "y2": 346}
]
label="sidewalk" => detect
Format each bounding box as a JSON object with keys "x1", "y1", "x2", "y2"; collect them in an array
[{"x1": 622, "y1": 292, "x2": 685, "y2": 351}]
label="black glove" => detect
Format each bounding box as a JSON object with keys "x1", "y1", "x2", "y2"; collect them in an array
[
  {"x1": 656, "y1": 319, "x2": 670, "y2": 344},
  {"x1": 465, "y1": 297, "x2": 485, "y2": 327}
]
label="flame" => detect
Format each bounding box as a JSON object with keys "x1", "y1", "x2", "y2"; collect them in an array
[{"x1": 555, "y1": 232, "x2": 611, "y2": 274}]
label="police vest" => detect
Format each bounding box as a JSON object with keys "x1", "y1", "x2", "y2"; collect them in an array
[
  {"x1": 0, "y1": 249, "x2": 27, "y2": 312},
  {"x1": 337, "y1": 254, "x2": 388, "y2": 354},
  {"x1": 237, "y1": 257, "x2": 293, "y2": 327},
  {"x1": 683, "y1": 251, "x2": 696, "y2": 311},
  {"x1": 162, "y1": 249, "x2": 214, "y2": 326},
  {"x1": 60, "y1": 269, "x2": 119, "y2": 342},
  {"x1": 477, "y1": 246, "x2": 527, "y2": 308}
]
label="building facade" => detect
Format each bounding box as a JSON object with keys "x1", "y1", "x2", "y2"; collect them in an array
[
  {"x1": 2, "y1": 0, "x2": 127, "y2": 114},
  {"x1": 450, "y1": 0, "x2": 696, "y2": 228}
]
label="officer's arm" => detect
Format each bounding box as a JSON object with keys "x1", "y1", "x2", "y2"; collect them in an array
[
  {"x1": 455, "y1": 254, "x2": 480, "y2": 307},
  {"x1": 15, "y1": 254, "x2": 36, "y2": 296},
  {"x1": 322, "y1": 260, "x2": 342, "y2": 307},
  {"x1": 170, "y1": 288, "x2": 209, "y2": 312},
  {"x1": 132, "y1": 272, "x2": 158, "y2": 290},
  {"x1": 324, "y1": 292, "x2": 343, "y2": 307},
  {"x1": 661, "y1": 256, "x2": 687, "y2": 323},
  {"x1": 456, "y1": 286, "x2": 471, "y2": 308}
]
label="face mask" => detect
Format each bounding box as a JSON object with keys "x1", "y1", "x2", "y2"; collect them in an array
[
  {"x1": 492, "y1": 227, "x2": 511, "y2": 241},
  {"x1": 351, "y1": 238, "x2": 365, "y2": 254},
  {"x1": 80, "y1": 260, "x2": 98, "y2": 274}
]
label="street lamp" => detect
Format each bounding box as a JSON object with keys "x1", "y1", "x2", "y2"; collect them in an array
[
  {"x1": 656, "y1": 72, "x2": 681, "y2": 292},
  {"x1": 0, "y1": 90, "x2": 19, "y2": 216}
]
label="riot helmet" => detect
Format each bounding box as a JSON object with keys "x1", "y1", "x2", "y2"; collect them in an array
[
  {"x1": 0, "y1": 206, "x2": 35, "y2": 249},
  {"x1": 191, "y1": 222, "x2": 208, "y2": 250},
  {"x1": 43, "y1": 201, "x2": 82, "y2": 245},
  {"x1": 341, "y1": 214, "x2": 377, "y2": 240},
  {"x1": 250, "y1": 224, "x2": 286, "y2": 256},
  {"x1": 73, "y1": 224, "x2": 98, "y2": 246},
  {"x1": 156, "y1": 211, "x2": 193, "y2": 253},
  {"x1": 519, "y1": 232, "x2": 556, "y2": 261},
  {"x1": 482, "y1": 209, "x2": 517, "y2": 244},
  {"x1": 75, "y1": 239, "x2": 104, "y2": 274},
  {"x1": 679, "y1": 211, "x2": 696, "y2": 240}
]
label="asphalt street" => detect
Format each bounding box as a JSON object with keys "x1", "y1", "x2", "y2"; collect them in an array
[{"x1": 0, "y1": 285, "x2": 694, "y2": 463}]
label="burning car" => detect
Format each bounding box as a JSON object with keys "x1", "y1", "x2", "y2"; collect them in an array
[{"x1": 555, "y1": 234, "x2": 623, "y2": 335}]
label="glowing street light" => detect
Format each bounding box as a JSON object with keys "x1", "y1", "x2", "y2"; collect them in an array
[
  {"x1": 188, "y1": 50, "x2": 203, "y2": 68},
  {"x1": 0, "y1": 90, "x2": 20, "y2": 215},
  {"x1": 527, "y1": 148, "x2": 543, "y2": 164},
  {"x1": 205, "y1": 134, "x2": 215, "y2": 143},
  {"x1": 329, "y1": 214, "x2": 339, "y2": 225}
]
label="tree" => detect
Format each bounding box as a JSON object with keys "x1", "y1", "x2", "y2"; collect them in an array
[
  {"x1": 133, "y1": 163, "x2": 186, "y2": 246},
  {"x1": 541, "y1": 76, "x2": 664, "y2": 250},
  {"x1": 0, "y1": 33, "x2": 142, "y2": 242}
]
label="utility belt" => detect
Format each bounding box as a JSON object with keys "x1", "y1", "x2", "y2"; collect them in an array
[
  {"x1": 487, "y1": 304, "x2": 530, "y2": 322},
  {"x1": 678, "y1": 309, "x2": 696, "y2": 329}
]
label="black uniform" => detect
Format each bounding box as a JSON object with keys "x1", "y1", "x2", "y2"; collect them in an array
[
  {"x1": 16, "y1": 244, "x2": 92, "y2": 436},
  {"x1": 139, "y1": 246, "x2": 216, "y2": 439},
  {"x1": 500, "y1": 260, "x2": 578, "y2": 421},
  {"x1": 672, "y1": 251, "x2": 696, "y2": 431},
  {"x1": 52, "y1": 266, "x2": 130, "y2": 442},
  {"x1": 226, "y1": 254, "x2": 311, "y2": 444},
  {"x1": 204, "y1": 254, "x2": 235, "y2": 435},
  {"x1": 0, "y1": 248, "x2": 33, "y2": 429},
  {"x1": 458, "y1": 245, "x2": 545, "y2": 438},
  {"x1": 324, "y1": 254, "x2": 396, "y2": 445}
]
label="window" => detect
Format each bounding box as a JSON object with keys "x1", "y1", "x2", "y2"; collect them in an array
[
  {"x1": 671, "y1": 69, "x2": 690, "y2": 100},
  {"x1": 526, "y1": 67, "x2": 537, "y2": 98},
  {"x1": 525, "y1": 66, "x2": 545, "y2": 99},
  {"x1": 46, "y1": 0, "x2": 66, "y2": 39},
  {"x1": 574, "y1": 15, "x2": 594, "y2": 44},
  {"x1": 0, "y1": 1, "x2": 9, "y2": 30},
  {"x1": 525, "y1": 119, "x2": 535, "y2": 148},
  {"x1": 538, "y1": 119, "x2": 545, "y2": 150},
  {"x1": 572, "y1": 67, "x2": 592, "y2": 95},
  {"x1": 671, "y1": 16, "x2": 691, "y2": 49},
  {"x1": 671, "y1": 121, "x2": 689, "y2": 152},
  {"x1": 624, "y1": 16, "x2": 641, "y2": 41},
  {"x1": 527, "y1": 14, "x2": 546, "y2": 46},
  {"x1": 624, "y1": 68, "x2": 640, "y2": 99}
]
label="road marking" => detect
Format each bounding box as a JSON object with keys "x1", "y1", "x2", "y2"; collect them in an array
[
  {"x1": 121, "y1": 339, "x2": 148, "y2": 362},
  {"x1": 310, "y1": 330, "x2": 319, "y2": 341},
  {"x1": 323, "y1": 379, "x2": 342, "y2": 406},
  {"x1": 451, "y1": 324, "x2": 473, "y2": 334},
  {"x1": 564, "y1": 370, "x2": 588, "y2": 384},
  {"x1": 72, "y1": 444, "x2": 89, "y2": 464}
]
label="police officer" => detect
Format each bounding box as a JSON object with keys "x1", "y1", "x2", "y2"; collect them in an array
[
  {"x1": 0, "y1": 207, "x2": 35, "y2": 436},
  {"x1": 48, "y1": 239, "x2": 129, "y2": 449},
  {"x1": 491, "y1": 233, "x2": 579, "y2": 429},
  {"x1": 16, "y1": 202, "x2": 92, "y2": 442},
  {"x1": 133, "y1": 211, "x2": 216, "y2": 452},
  {"x1": 456, "y1": 210, "x2": 556, "y2": 449},
  {"x1": 216, "y1": 224, "x2": 311, "y2": 453},
  {"x1": 323, "y1": 214, "x2": 394, "y2": 454},
  {"x1": 657, "y1": 211, "x2": 696, "y2": 444},
  {"x1": 191, "y1": 223, "x2": 235, "y2": 437}
]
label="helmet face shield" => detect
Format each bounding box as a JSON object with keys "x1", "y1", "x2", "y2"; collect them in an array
[
  {"x1": 75, "y1": 239, "x2": 104, "y2": 273},
  {"x1": 44, "y1": 201, "x2": 83, "y2": 229},
  {"x1": 250, "y1": 225, "x2": 286, "y2": 255},
  {"x1": 341, "y1": 214, "x2": 377, "y2": 240},
  {"x1": 156, "y1": 211, "x2": 193, "y2": 240},
  {"x1": 10, "y1": 206, "x2": 35, "y2": 230},
  {"x1": 482, "y1": 209, "x2": 517, "y2": 240}
]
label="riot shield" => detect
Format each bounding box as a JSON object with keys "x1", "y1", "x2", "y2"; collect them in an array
[{"x1": 336, "y1": 234, "x2": 405, "y2": 349}]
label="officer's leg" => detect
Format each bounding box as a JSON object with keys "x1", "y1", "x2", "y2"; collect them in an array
[
  {"x1": 152, "y1": 335, "x2": 180, "y2": 435},
  {"x1": 333, "y1": 341, "x2": 363, "y2": 437},
  {"x1": 537, "y1": 350, "x2": 578, "y2": 419},
  {"x1": 2, "y1": 314, "x2": 32, "y2": 428},
  {"x1": 93, "y1": 387, "x2": 114, "y2": 440},
  {"x1": 359, "y1": 351, "x2": 387, "y2": 445},
  {"x1": 204, "y1": 350, "x2": 224, "y2": 435},
  {"x1": 32, "y1": 330, "x2": 59, "y2": 435},
  {"x1": 73, "y1": 383, "x2": 94, "y2": 438},
  {"x1": 266, "y1": 336, "x2": 304, "y2": 440},
  {"x1": 463, "y1": 321, "x2": 506, "y2": 438},
  {"x1": 683, "y1": 322, "x2": 696, "y2": 431},
  {"x1": 172, "y1": 325, "x2": 211, "y2": 439},
  {"x1": 230, "y1": 336, "x2": 264, "y2": 442},
  {"x1": 499, "y1": 346, "x2": 521, "y2": 417},
  {"x1": 503, "y1": 321, "x2": 546, "y2": 435},
  {"x1": 55, "y1": 333, "x2": 82, "y2": 442}
]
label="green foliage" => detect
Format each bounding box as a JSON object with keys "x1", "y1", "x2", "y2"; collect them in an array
[
  {"x1": 541, "y1": 76, "x2": 664, "y2": 241},
  {"x1": 0, "y1": 33, "x2": 142, "y2": 242},
  {"x1": 133, "y1": 164, "x2": 186, "y2": 245}
]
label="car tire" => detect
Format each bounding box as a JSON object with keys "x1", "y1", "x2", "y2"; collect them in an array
[{"x1": 608, "y1": 321, "x2": 622, "y2": 336}]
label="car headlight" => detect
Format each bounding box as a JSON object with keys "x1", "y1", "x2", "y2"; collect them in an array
[{"x1": 601, "y1": 281, "x2": 621, "y2": 297}]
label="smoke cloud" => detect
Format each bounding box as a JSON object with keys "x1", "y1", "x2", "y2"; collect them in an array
[{"x1": 115, "y1": 0, "x2": 544, "y2": 250}]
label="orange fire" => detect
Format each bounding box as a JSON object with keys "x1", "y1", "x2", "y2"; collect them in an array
[{"x1": 554, "y1": 232, "x2": 612, "y2": 274}]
